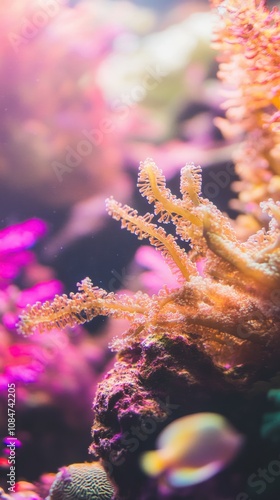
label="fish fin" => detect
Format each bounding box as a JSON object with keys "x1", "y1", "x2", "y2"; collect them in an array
[
  {"x1": 140, "y1": 451, "x2": 167, "y2": 477},
  {"x1": 167, "y1": 462, "x2": 221, "y2": 487}
]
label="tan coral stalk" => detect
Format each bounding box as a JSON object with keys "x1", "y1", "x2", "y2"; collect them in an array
[{"x1": 18, "y1": 159, "x2": 280, "y2": 376}]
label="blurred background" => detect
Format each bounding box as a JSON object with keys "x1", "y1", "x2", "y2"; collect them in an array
[{"x1": 0, "y1": 0, "x2": 278, "y2": 493}]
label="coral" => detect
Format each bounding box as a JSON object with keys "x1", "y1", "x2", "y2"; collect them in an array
[
  {"x1": 211, "y1": 0, "x2": 280, "y2": 230},
  {"x1": 19, "y1": 159, "x2": 280, "y2": 498},
  {"x1": 48, "y1": 463, "x2": 114, "y2": 500},
  {"x1": 0, "y1": 465, "x2": 114, "y2": 500}
]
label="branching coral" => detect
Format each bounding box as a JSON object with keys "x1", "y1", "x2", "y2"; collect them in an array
[
  {"x1": 19, "y1": 159, "x2": 280, "y2": 497},
  {"x1": 211, "y1": 0, "x2": 280, "y2": 229},
  {"x1": 19, "y1": 159, "x2": 280, "y2": 365}
]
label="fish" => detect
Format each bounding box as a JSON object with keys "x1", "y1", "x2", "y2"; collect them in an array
[{"x1": 140, "y1": 412, "x2": 244, "y2": 488}]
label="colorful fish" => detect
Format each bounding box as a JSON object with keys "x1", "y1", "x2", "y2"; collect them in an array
[{"x1": 140, "y1": 412, "x2": 244, "y2": 488}]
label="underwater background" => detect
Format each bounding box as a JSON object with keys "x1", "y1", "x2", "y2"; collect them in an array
[{"x1": 0, "y1": 1, "x2": 280, "y2": 499}]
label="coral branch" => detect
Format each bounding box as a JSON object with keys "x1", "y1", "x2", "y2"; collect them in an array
[
  {"x1": 19, "y1": 278, "x2": 151, "y2": 336},
  {"x1": 106, "y1": 197, "x2": 196, "y2": 281},
  {"x1": 211, "y1": 0, "x2": 280, "y2": 231}
]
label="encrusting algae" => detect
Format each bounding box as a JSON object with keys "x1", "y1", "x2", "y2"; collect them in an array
[{"x1": 19, "y1": 158, "x2": 280, "y2": 498}]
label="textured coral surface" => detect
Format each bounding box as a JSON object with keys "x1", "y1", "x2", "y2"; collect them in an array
[{"x1": 48, "y1": 463, "x2": 114, "y2": 500}]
